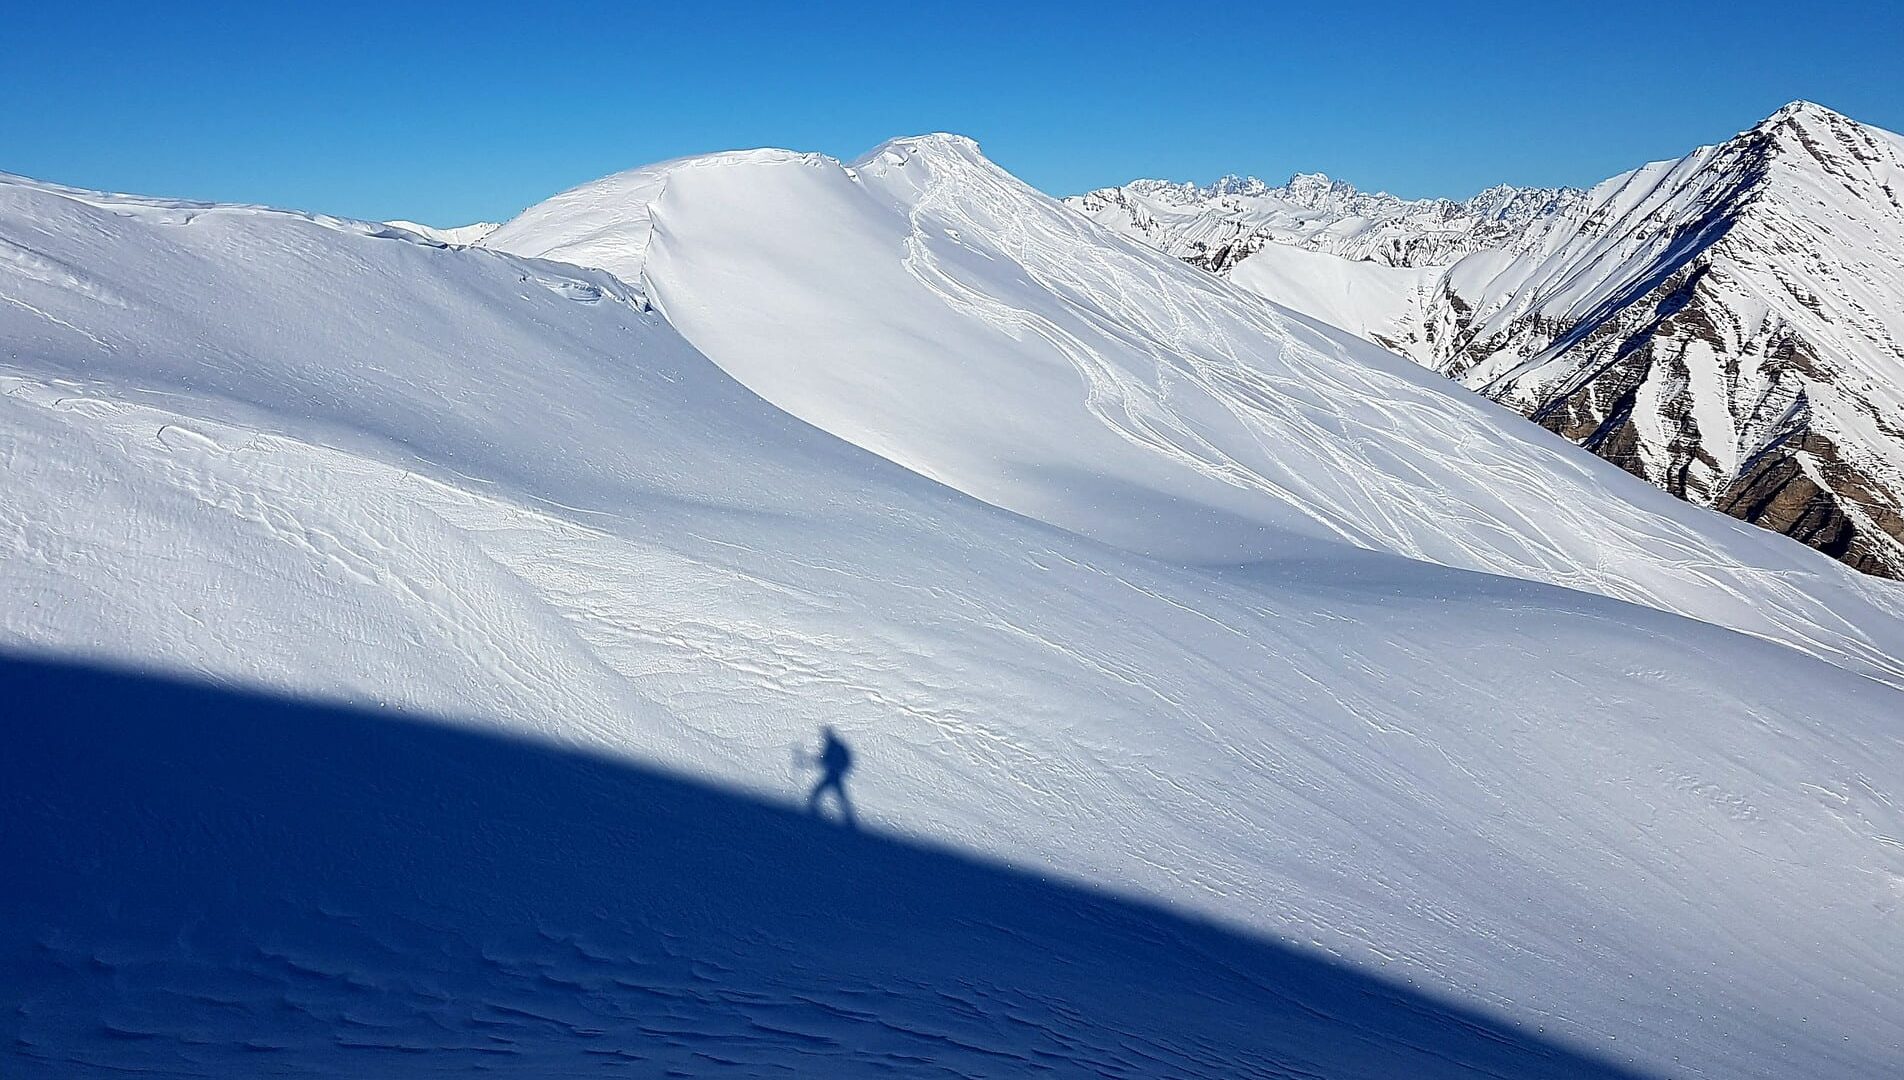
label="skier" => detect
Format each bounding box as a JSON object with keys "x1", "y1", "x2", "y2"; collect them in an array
[{"x1": 804, "y1": 726, "x2": 857, "y2": 827}]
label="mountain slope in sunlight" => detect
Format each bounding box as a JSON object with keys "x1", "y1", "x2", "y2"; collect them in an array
[
  {"x1": 1115, "y1": 104, "x2": 1904, "y2": 580},
  {"x1": 484, "y1": 133, "x2": 1904, "y2": 684}
]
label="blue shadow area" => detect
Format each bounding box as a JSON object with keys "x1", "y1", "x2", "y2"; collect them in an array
[{"x1": 1, "y1": 653, "x2": 1649, "y2": 1078}]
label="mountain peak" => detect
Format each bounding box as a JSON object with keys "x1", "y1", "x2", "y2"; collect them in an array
[
  {"x1": 1735, "y1": 97, "x2": 1904, "y2": 189},
  {"x1": 1762, "y1": 99, "x2": 1853, "y2": 126},
  {"x1": 1281, "y1": 171, "x2": 1358, "y2": 203},
  {"x1": 1745, "y1": 99, "x2": 1879, "y2": 149},
  {"x1": 1206, "y1": 173, "x2": 1272, "y2": 197},
  {"x1": 1284, "y1": 170, "x2": 1340, "y2": 187}
]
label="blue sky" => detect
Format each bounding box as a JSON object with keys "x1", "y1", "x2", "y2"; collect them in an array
[{"x1": 5, "y1": 1, "x2": 1900, "y2": 225}]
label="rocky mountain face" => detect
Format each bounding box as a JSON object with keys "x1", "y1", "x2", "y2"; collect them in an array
[
  {"x1": 1082, "y1": 103, "x2": 1904, "y2": 579},
  {"x1": 1066, "y1": 172, "x2": 1582, "y2": 270},
  {"x1": 1418, "y1": 102, "x2": 1904, "y2": 578}
]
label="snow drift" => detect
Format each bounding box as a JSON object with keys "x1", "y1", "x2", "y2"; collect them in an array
[{"x1": 384, "y1": 218, "x2": 500, "y2": 246}]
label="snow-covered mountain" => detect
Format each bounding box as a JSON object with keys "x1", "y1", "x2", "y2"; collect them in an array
[
  {"x1": 6, "y1": 137, "x2": 1904, "y2": 1080},
  {"x1": 1067, "y1": 171, "x2": 1583, "y2": 270},
  {"x1": 1413, "y1": 101, "x2": 1904, "y2": 579},
  {"x1": 483, "y1": 133, "x2": 1904, "y2": 681},
  {"x1": 1091, "y1": 103, "x2": 1904, "y2": 580}
]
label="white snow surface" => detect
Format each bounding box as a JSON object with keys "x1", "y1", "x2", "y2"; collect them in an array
[
  {"x1": 383, "y1": 218, "x2": 500, "y2": 246},
  {"x1": 2, "y1": 150, "x2": 1903, "y2": 1079},
  {"x1": 1227, "y1": 241, "x2": 1432, "y2": 346}
]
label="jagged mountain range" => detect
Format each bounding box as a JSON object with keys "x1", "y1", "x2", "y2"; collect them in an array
[
  {"x1": 1068, "y1": 171, "x2": 1585, "y2": 270},
  {"x1": 1072, "y1": 101, "x2": 1904, "y2": 579}
]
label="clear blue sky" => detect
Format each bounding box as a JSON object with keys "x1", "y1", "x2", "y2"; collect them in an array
[{"x1": 6, "y1": 1, "x2": 1900, "y2": 225}]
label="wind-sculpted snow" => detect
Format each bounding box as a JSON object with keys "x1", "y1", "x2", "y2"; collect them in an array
[
  {"x1": 6, "y1": 166, "x2": 1904, "y2": 1078},
  {"x1": 488, "y1": 134, "x2": 1904, "y2": 685},
  {"x1": 384, "y1": 218, "x2": 500, "y2": 246}
]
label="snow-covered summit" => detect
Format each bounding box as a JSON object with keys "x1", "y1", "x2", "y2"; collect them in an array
[{"x1": 1759, "y1": 97, "x2": 1856, "y2": 126}]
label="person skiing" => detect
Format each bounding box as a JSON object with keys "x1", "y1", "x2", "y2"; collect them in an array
[{"x1": 804, "y1": 726, "x2": 857, "y2": 826}]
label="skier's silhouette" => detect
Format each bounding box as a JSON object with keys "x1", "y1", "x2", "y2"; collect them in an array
[{"x1": 804, "y1": 726, "x2": 857, "y2": 827}]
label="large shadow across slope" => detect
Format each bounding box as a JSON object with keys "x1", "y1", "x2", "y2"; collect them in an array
[{"x1": 1, "y1": 654, "x2": 1648, "y2": 1078}]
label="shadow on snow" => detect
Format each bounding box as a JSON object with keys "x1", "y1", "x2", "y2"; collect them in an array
[{"x1": 1, "y1": 653, "x2": 1649, "y2": 1078}]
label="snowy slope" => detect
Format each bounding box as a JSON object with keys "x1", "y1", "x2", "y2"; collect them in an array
[
  {"x1": 486, "y1": 134, "x2": 1904, "y2": 685},
  {"x1": 1227, "y1": 241, "x2": 1433, "y2": 348},
  {"x1": 5, "y1": 162, "x2": 1904, "y2": 1080},
  {"x1": 1067, "y1": 172, "x2": 1583, "y2": 271},
  {"x1": 384, "y1": 218, "x2": 499, "y2": 246}
]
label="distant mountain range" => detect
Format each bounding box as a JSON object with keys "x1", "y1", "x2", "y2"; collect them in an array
[
  {"x1": 1069, "y1": 171, "x2": 1584, "y2": 271},
  {"x1": 1071, "y1": 102, "x2": 1904, "y2": 579}
]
